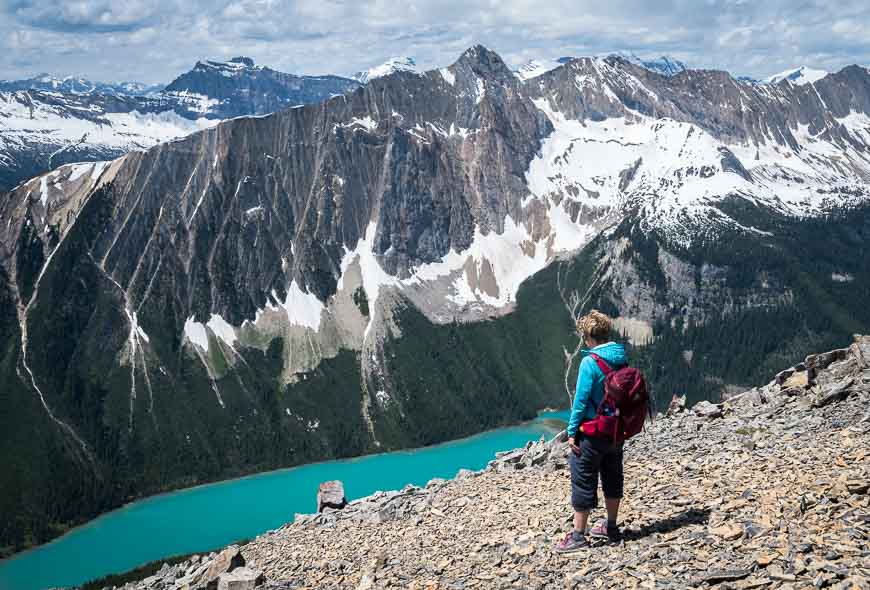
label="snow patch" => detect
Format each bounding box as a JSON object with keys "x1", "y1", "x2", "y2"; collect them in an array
[
  {"x1": 474, "y1": 76, "x2": 486, "y2": 104},
  {"x1": 514, "y1": 58, "x2": 567, "y2": 81},
  {"x1": 354, "y1": 57, "x2": 418, "y2": 83},
  {"x1": 409, "y1": 216, "x2": 553, "y2": 308},
  {"x1": 440, "y1": 68, "x2": 455, "y2": 86},
  {"x1": 184, "y1": 316, "x2": 210, "y2": 352},
  {"x1": 337, "y1": 116, "x2": 378, "y2": 132},
  {"x1": 279, "y1": 281, "x2": 324, "y2": 330},
  {"x1": 765, "y1": 66, "x2": 827, "y2": 86},
  {"x1": 207, "y1": 314, "x2": 237, "y2": 348}
]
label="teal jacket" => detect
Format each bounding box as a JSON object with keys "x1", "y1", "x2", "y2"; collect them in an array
[{"x1": 566, "y1": 342, "x2": 628, "y2": 438}]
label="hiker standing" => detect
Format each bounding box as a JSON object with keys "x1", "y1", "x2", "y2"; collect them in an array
[{"x1": 555, "y1": 310, "x2": 647, "y2": 552}]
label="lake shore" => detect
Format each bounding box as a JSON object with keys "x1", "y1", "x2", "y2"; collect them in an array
[{"x1": 0, "y1": 410, "x2": 567, "y2": 590}]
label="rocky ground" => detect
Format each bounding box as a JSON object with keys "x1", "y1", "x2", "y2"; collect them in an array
[{"x1": 104, "y1": 337, "x2": 870, "y2": 590}]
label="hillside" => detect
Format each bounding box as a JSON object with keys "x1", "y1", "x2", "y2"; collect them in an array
[{"x1": 103, "y1": 336, "x2": 870, "y2": 590}]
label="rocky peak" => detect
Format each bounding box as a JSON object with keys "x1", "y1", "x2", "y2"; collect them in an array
[
  {"x1": 765, "y1": 65, "x2": 827, "y2": 86},
  {"x1": 353, "y1": 57, "x2": 419, "y2": 83},
  {"x1": 454, "y1": 44, "x2": 515, "y2": 83},
  {"x1": 229, "y1": 56, "x2": 256, "y2": 67},
  {"x1": 610, "y1": 51, "x2": 688, "y2": 77}
]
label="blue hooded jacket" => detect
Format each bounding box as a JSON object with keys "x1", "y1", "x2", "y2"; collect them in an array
[{"x1": 566, "y1": 342, "x2": 628, "y2": 438}]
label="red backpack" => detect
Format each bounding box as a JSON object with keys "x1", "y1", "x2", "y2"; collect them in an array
[{"x1": 579, "y1": 354, "x2": 650, "y2": 443}]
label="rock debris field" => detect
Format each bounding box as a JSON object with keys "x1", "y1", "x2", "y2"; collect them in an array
[{"x1": 108, "y1": 337, "x2": 870, "y2": 590}]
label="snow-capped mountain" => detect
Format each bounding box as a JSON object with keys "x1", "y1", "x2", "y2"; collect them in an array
[
  {"x1": 0, "y1": 90, "x2": 217, "y2": 192},
  {"x1": 514, "y1": 57, "x2": 574, "y2": 80},
  {"x1": 0, "y1": 73, "x2": 163, "y2": 96},
  {"x1": 353, "y1": 57, "x2": 419, "y2": 83},
  {"x1": 516, "y1": 53, "x2": 688, "y2": 82},
  {"x1": 163, "y1": 57, "x2": 359, "y2": 118},
  {"x1": 765, "y1": 65, "x2": 828, "y2": 86},
  {"x1": 3, "y1": 45, "x2": 869, "y2": 552},
  {"x1": 610, "y1": 51, "x2": 688, "y2": 76},
  {"x1": 0, "y1": 58, "x2": 360, "y2": 191}
]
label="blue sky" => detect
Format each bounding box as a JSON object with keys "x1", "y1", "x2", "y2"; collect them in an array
[{"x1": 2, "y1": 0, "x2": 869, "y2": 84}]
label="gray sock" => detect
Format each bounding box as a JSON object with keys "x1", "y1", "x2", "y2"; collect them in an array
[{"x1": 572, "y1": 529, "x2": 584, "y2": 542}]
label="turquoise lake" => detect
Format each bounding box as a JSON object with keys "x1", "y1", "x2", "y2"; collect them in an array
[{"x1": 0, "y1": 411, "x2": 569, "y2": 590}]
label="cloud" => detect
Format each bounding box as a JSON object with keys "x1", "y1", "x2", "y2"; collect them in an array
[
  {"x1": 6, "y1": 0, "x2": 165, "y2": 32},
  {"x1": 0, "y1": 0, "x2": 868, "y2": 84}
]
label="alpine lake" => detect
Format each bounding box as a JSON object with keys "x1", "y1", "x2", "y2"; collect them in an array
[{"x1": 0, "y1": 411, "x2": 569, "y2": 590}]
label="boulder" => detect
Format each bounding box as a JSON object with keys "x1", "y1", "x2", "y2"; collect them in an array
[
  {"x1": 812, "y1": 377, "x2": 854, "y2": 408},
  {"x1": 724, "y1": 388, "x2": 766, "y2": 410},
  {"x1": 782, "y1": 370, "x2": 809, "y2": 390},
  {"x1": 217, "y1": 567, "x2": 265, "y2": 590},
  {"x1": 692, "y1": 400, "x2": 723, "y2": 419},
  {"x1": 317, "y1": 480, "x2": 347, "y2": 512},
  {"x1": 667, "y1": 394, "x2": 687, "y2": 415},
  {"x1": 805, "y1": 348, "x2": 850, "y2": 383},
  {"x1": 202, "y1": 545, "x2": 246, "y2": 589}
]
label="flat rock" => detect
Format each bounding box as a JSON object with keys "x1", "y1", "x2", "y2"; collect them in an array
[
  {"x1": 217, "y1": 566, "x2": 265, "y2": 590},
  {"x1": 693, "y1": 400, "x2": 723, "y2": 419}
]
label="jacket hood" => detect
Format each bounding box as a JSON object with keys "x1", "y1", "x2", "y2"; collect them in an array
[{"x1": 584, "y1": 341, "x2": 627, "y2": 367}]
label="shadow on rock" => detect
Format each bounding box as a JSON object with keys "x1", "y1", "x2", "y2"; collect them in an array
[{"x1": 622, "y1": 507, "x2": 711, "y2": 541}]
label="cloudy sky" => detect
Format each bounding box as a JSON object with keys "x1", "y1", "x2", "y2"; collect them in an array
[{"x1": 2, "y1": 0, "x2": 869, "y2": 84}]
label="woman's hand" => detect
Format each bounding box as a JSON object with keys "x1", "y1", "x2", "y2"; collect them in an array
[{"x1": 568, "y1": 436, "x2": 581, "y2": 456}]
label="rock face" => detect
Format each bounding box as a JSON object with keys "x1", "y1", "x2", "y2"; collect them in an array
[
  {"x1": 2, "y1": 45, "x2": 870, "y2": 553},
  {"x1": 109, "y1": 336, "x2": 870, "y2": 590}
]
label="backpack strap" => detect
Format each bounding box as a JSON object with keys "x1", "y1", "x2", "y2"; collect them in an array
[
  {"x1": 589, "y1": 353, "x2": 616, "y2": 417},
  {"x1": 589, "y1": 353, "x2": 613, "y2": 376}
]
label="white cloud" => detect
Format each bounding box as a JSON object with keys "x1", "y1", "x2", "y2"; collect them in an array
[{"x1": 0, "y1": 0, "x2": 869, "y2": 84}]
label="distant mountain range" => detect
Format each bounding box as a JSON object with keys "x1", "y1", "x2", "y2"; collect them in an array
[
  {"x1": 764, "y1": 65, "x2": 828, "y2": 86},
  {"x1": 0, "y1": 57, "x2": 360, "y2": 191},
  {"x1": 0, "y1": 73, "x2": 163, "y2": 97},
  {"x1": 515, "y1": 52, "x2": 688, "y2": 80}
]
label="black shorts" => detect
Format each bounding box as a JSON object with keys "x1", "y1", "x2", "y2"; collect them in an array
[{"x1": 570, "y1": 435, "x2": 624, "y2": 511}]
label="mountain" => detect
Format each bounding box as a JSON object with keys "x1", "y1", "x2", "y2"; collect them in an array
[
  {"x1": 765, "y1": 65, "x2": 828, "y2": 86},
  {"x1": 0, "y1": 74, "x2": 163, "y2": 96},
  {"x1": 0, "y1": 90, "x2": 217, "y2": 194},
  {"x1": 353, "y1": 57, "x2": 419, "y2": 83},
  {"x1": 1, "y1": 45, "x2": 869, "y2": 555},
  {"x1": 0, "y1": 59, "x2": 360, "y2": 192},
  {"x1": 514, "y1": 57, "x2": 574, "y2": 81},
  {"x1": 163, "y1": 57, "x2": 360, "y2": 118},
  {"x1": 611, "y1": 51, "x2": 688, "y2": 76},
  {"x1": 515, "y1": 54, "x2": 687, "y2": 82}
]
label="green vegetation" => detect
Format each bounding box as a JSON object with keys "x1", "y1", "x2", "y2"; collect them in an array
[
  {"x1": 353, "y1": 287, "x2": 370, "y2": 317},
  {"x1": 80, "y1": 553, "x2": 195, "y2": 590}
]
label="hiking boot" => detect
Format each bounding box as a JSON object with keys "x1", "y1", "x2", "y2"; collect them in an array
[
  {"x1": 554, "y1": 531, "x2": 588, "y2": 554},
  {"x1": 590, "y1": 519, "x2": 622, "y2": 543}
]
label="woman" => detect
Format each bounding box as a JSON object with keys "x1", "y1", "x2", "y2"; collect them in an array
[{"x1": 555, "y1": 310, "x2": 626, "y2": 553}]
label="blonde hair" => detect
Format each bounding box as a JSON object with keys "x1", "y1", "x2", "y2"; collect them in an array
[{"x1": 576, "y1": 309, "x2": 612, "y2": 341}]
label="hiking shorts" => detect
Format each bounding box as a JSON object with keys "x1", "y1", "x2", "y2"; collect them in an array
[{"x1": 569, "y1": 435, "x2": 624, "y2": 511}]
